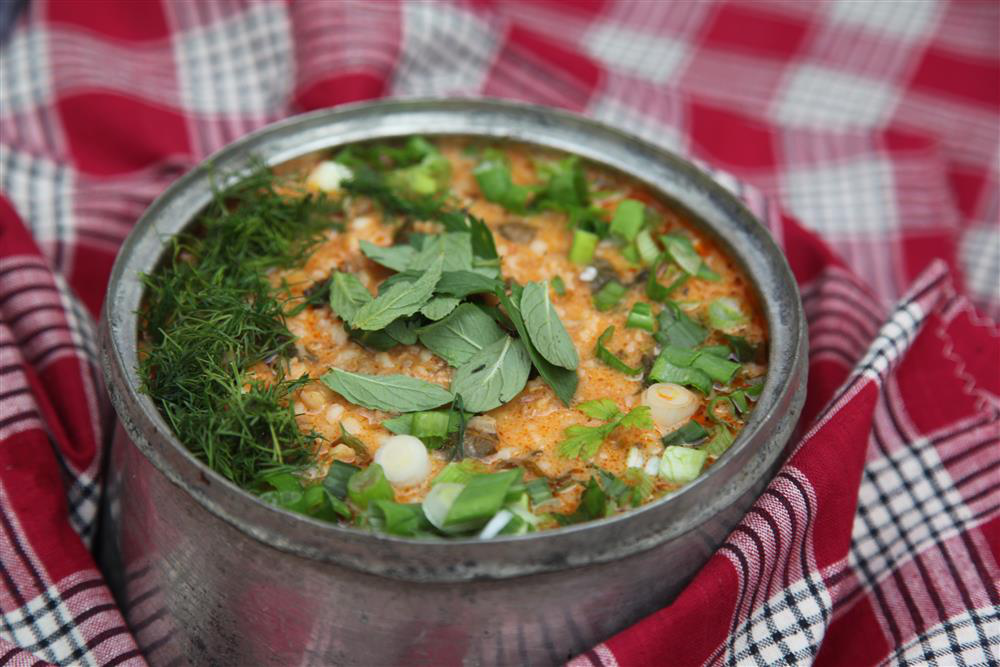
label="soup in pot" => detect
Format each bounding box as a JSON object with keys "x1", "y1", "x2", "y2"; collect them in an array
[{"x1": 139, "y1": 137, "x2": 767, "y2": 538}]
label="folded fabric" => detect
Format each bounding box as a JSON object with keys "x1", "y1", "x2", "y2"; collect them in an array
[{"x1": 0, "y1": 1, "x2": 996, "y2": 665}]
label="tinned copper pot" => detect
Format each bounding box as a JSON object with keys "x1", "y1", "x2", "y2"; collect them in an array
[{"x1": 99, "y1": 99, "x2": 807, "y2": 666}]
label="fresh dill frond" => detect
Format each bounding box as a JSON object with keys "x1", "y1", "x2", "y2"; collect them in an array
[{"x1": 138, "y1": 164, "x2": 341, "y2": 488}]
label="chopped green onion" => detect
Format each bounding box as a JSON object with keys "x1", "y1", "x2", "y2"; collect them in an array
[
  {"x1": 474, "y1": 153, "x2": 529, "y2": 212},
  {"x1": 700, "y1": 345, "x2": 730, "y2": 358},
  {"x1": 551, "y1": 275, "x2": 566, "y2": 295},
  {"x1": 412, "y1": 411, "x2": 450, "y2": 440},
  {"x1": 662, "y1": 234, "x2": 703, "y2": 275},
  {"x1": 595, "y1": 326, "x2": 641, "y2": 376},
  {"x1": 622, "y1": 467, "x2": 655, "y2": 506},
  {"x1": 322, "y1": 461, "x2": 360, "y2": 500},
  {"x1": 421, "y1": 482, "x2": 465, "y2": 532},
  {"x1": 526, "y1": 478, "x2": 554, "y2": 507},
  {"x1": 569, "y1": 229, "x2": 598, "y2": 264},
  {"x1": 593, "y1": 280, "x2": 627, "y2": 311},
  {"x1": 621, "y1": 244, "x2": 641, "y2": 265},
  {"x1": 746, "y1": 380, "x2": 765, "y2": 397},
  {"x1": 646, "y1": 261, "x2": 687, "y2": 302},
  {"x1": 729, "y1": 390, "x2": 749, "y2": 414},
  {"x1": 707, "y1": 297, "x2": 748, "y2": 331},
  {"x1": 635, "y1": 229, "x2": 660, "y2": 265},
  {"x1": 370, "y1": 500, "x2": 433, "y2": 537},
  {"x1": 577, "y1": 476, "x2": 608, "y2": 520},
  {"x1": 697, "y1": 265, "x2": 722, "y2": 282},
  {"x1": 706, "y1": 395, "x2": 732, "y2": 424},
  {"x1": 659, "y1": 446, "x2": 708, "y2": 484},
  {"x1": 347, "y1": 464, "x2": 394, "y2": 510},
  {"x1": 498, "y1": 512, "x2": 532, "y2": 535},
  {"x1": 338, "y1": 424, "x2": 369, "y2": 460},
  {"x1": 478, "y1": 508, "x2": 514, "y2": 539},
  {"x1": 597, "y1": 469, "x2": 630, "y2": 503},
  {"x1": 662, "y1": 420, "x2": 709, "y2": 446},
  {"x1": 661, "y1": 345, "x2": 699, "y2": 367},
  {"x1": 445, "y1": 469, "x2": 522, "y2": 532},
  {"x1": 610, "y1": 199, "x2": 644, "y2": 241},
  {"x1": 725, "y1": 334, "x2": 757, "y2": 362},
  {"x1": 703, "y1": 426, "x2": 734, "y2": 458},
  {"x1": 692, "y1": 351, "x2": 741, "y2": 384},
  {"x1": 626, "y1": 302, "x2": 656, "y2": 332},
  {"x1": 390, "y1": 152, "x2": 451, "y2": 197},
  {"x1": 648, "y1": 357, "x2": 712, "y2": 394},
  {"x1": 432, "y1": 459, "x2": 488, "y2": 486},
  {"x1": 654, "y1": 301, "x2": 707, "y2": 348},
  {"x1": 261, "y1": 471, "x2": 301, "y2": 494},
  {"x1": 381, "y1": 414, "x2": 413, "y2": 434}
]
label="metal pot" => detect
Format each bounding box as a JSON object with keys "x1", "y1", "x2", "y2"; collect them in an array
[{"x1": 99, "y1": 99, "x2": 807, "y2": 666}]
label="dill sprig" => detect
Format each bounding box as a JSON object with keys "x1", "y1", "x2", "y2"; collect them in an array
[{"x1": 139, "y1": 166, "x2": 341, "y2": 487}]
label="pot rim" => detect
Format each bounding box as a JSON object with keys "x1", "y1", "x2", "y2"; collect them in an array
[{"x1": 100, "y1": 98, "x2": 807, "y2": 582}]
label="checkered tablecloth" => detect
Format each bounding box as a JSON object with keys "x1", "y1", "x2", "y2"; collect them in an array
[{"x1": 0, "y1": 1, "x2": 997, "y2": 665}]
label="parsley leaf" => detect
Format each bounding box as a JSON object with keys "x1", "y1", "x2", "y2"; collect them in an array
[{"x1": 558, "y1": 402, "x2": 653, "y2": 459}]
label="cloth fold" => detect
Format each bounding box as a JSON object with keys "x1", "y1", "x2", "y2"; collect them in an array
[{"x1": 1, "y1": 1, "x2": 997, "y2": 665}]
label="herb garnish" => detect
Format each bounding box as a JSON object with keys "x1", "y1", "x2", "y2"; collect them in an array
[
  {"x1": 139, "y1": 166, "x2": 339, "y2": 487},
  {"x1": 417, "y1": 303, "x2": 506, "y2": 367},
  {"x1": 595, "y1": 326, "x2": 641, "y2": 376},
  {"x1": 320, "y1": 369, "x2": 453, "y2": 412},
  {"x1": 450, "y1": 336, "x2": 532, "y2": 413},
  {"x1": 519, "y1": 280, "x2": 579, "y2": 371},
  {"x1": 557, "y1": 399, "x2": 653, "y2": 459}
]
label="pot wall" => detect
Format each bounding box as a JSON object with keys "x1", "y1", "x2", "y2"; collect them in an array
[{"x1": 99, "y1": 378, "x2": 802, "y2": 666}]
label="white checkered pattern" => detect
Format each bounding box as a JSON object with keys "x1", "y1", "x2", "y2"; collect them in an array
[
  {"x1": 888, "y1": 606, "x2": 1000, "y2": 667},
  {"x1": 826, "y1": 0, "x2": 942, "y2": 42},
  {"x1": 724, "y1": 572, "x2": 833, "y2": 666},
  {"x1": 0, "y1": 27, "x2": 52, "y2": 114},
  {"x1": 780, "y1": 154, "x2": 899, "y2": 238},
  {"x1": 851, "y1": 428, "x2": 977, "y2": 584},
  {"x1": 772, "y1": 64, "x2": 900, "y2": 128},
  {"x1": 0, "y1": 148, "x2": 76, "y2": 266},
  {"x1": 585, "y1": 24, "x2": 690, "y2": 84},
  {"x1": 172, "y1": 2, "x2": 292, "y2": 115},
  {"x1": 393, "y1": 1, "x2": 500, "y2": 97},
  {"x1": 959, "y1": 224, "x2": 1000, "y2": 311}
]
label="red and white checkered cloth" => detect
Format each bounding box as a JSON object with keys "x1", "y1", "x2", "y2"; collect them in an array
[{"x1": 1, "y1": 1, "x2": 997, "y2": 665}]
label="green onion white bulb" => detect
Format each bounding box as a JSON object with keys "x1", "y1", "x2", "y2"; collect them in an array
[{"x1": 373, "y1": 434, "x2": 431, "y2": 486}]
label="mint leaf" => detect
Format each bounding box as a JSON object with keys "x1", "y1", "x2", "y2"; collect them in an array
[
  {"x1": 449, "y1": 336, "x2": 531, "y2": 413},
  {"x1": 329, "y1": 271, "x2": 372, "y2": 322},
  {"x1": 350, "y1": 257, "x2": 442, "y2": 330},
  {"x1": 420, "y1": 296, "x2": 461, "y2": 321},
  {"x1": 409, "y1": 232, "x2": 473, "y2": 272},
  {"x1": 385, "y1": 317, "x2": 418, "y2": 345},
  {"x1": 321, "y1": 369, "x2": 452, "y2": 412},
  {"x1": 417, "y1": 303, "x2": 505, "y2": 367},
  {"x1": 435, "y1": 271, "x2": 502, "y2": 298},
  {"x1": 494, "y1": 285, "x2": 578, "y2": 406},
  {"x1": 467, "y1": 214, "x2": 498, "y2": 261},
  {"x1": 519, "y1": 281, "x2": 579, "y2": 370},
  {"x1": 359, "y1": 240, "x2": 416, "y2": 272}
]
